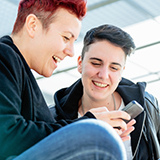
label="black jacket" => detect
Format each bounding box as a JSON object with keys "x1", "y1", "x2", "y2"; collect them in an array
[
  {"x1": 0, "y1": 36, "x2": 93, "y2": 160},
  {"x1": 54, "y1": 78, "x2": 160, "y2": 160}
]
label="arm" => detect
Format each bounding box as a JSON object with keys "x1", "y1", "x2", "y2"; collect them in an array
[
  {"x1": 145, "y1": 92, "x2": 160, "y2": 140},
  {"x1": 0, "y1": 45, "x2": 77, "y2": 157},
  {"x1": 145, "y1": 92, "x2": 160, "y2": 157}
]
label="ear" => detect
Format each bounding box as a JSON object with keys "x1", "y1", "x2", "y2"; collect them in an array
[
  {"x1": 77, "y1": 56, "x2": 82, "y2": 74},
  {"x1": 25, "y1": 14, "x2": 39, "y2": 38}
]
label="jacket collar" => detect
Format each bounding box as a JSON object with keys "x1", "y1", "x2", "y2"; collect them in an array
[{"x1": 116, "y1": 78, "x2": 146, "y2": 106}]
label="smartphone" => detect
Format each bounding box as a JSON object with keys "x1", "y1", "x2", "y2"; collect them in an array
[{"x1": 122, "y1": 100, "x2": 144, "y2": 123}]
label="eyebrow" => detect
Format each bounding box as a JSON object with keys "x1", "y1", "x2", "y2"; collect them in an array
[
  {"x1": 90, "y1": 57, "x2": 102, "y2": 62},
  {"x1": 90, "y1": 57, "x2": 122, "y2": 67},
  {"x1": 64, "y1": 31, "x2": 78, "y2": 41},
  {"x1": 64, "y1": 31, "x2": 75, "y2": 38},
  {"x1": 112, "y1": 62, "x2": 122, "y2": 67}
]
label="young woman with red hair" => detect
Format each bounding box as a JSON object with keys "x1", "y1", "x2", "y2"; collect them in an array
[{"x1": 0, "y1": 0, "x2": 127, "y2": 160}]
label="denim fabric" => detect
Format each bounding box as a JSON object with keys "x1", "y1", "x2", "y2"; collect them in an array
[{"x1": 12, "y1": 119, "x2": 126, "y2": 160}]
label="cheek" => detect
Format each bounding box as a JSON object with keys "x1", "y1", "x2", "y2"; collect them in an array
[
  {"x1": 82, "y1": 65, "x2": 97, "y2": 76},
  {"x1": 110, "y1": 73, "x2": 121, "y2": 84},
  {"x1": 48, "y1": 36, "x2": 64, "y2": 53},
  {"x1": 81, "y1": 66, "x2": 95, "y2": 85}
]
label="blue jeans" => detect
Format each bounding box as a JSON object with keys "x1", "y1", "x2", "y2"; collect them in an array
[{"x1": 11, "y1": 119, "x2": 126, "y2": 160}]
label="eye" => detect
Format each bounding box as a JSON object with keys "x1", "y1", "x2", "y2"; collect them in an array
[
  {"x1": 111, "y1": 66, "x2": 118, "y2": 71},
  {"x1": 63, "y1": 36, "x2": 70, "y2": 43},
  {"x1": 91, "y1": 62, "x2": 101, "y2": 66}
]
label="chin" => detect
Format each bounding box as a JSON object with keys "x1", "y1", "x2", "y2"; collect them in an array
[
  {"x1": 41, "y1": 70, "x2": 53, "y2": 78},
  {"x1": 45, "y1": 73, "x2": 53, "y2": 77}
]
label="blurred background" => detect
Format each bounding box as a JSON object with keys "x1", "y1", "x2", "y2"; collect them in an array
[{"x1": 0, "y1": 0, "x2": 160, "y2": 105}]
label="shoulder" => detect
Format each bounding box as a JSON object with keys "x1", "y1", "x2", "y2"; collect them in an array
[
  {"x1": 0, "y1": 36, "x2": 26, "y2": 73},
  {"x1": 0, "y1": 36, "x2": 20, "y2": 59},
  {"x1": 144, "y1": 92, "x2": 159, "y2": 111},
  {"x1": 144, "y1": 91, "x2": 160, "y2": 129},
  {"x1": 0, "y1": 36, "x2": 29, "y2": 88}
]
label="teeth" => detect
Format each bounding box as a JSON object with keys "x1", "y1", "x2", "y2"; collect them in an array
[
  {"x1": 53, "y1": 56, "x2": 61, "y2": 63},
  {"x1": 94, "y1": 82, "x2": 108, "y2": 88}
]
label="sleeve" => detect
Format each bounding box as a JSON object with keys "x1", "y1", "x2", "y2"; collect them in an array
[
  {"x1": 145, "y1": 92, "x2": 160, "y2": 137},
  {"x1": 0, "y1": 45, "x2": 81, "y2": 158},
  {"x1": 154, "y1": 97, "x2": 160, "y2": 143},
  {"x1": 145, "y1": 92, "x2": 160, "y2": 156}
]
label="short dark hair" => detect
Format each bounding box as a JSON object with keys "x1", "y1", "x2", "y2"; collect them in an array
[
  {"x1": 81, "y1": 24, "x2": 136, "y2": 60},
  {"x1": 12, "y1": 0, "x2": 87, "y2": 34}
]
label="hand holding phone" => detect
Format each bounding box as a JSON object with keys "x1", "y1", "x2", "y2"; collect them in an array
[{"x1": 122, "y1": 100, "x2": 144, "y2": 123}]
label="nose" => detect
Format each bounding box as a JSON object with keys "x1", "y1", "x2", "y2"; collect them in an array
[
  {"x1": 97, "y1": 66, "x2": 109, "y2": 80},
  {"x1": 64, "y1": 43, "x2": 74, "y2": 57}
]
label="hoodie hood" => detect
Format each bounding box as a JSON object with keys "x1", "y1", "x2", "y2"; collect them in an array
[
  {"x1": 117, "y1": 78, "x2": 146, "y2": 107},
  {"x1": 54, "y1": 79, "x2": 83, "y2": 119}
]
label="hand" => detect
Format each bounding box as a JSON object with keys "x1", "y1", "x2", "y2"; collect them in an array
[
  {"x1": 119, "y1": 119, "x2": 136, "y2": 142},
  {"x1": 89, "y1": 106, "x2": 131, "y2": 131}
]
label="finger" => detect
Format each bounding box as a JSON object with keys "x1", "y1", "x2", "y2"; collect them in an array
[
  {"x1": 114, "y1": 128, "x2": 122, "y2": 135},
  {"x1": 107, "y1": 111, "x2": 131, "y2": 121},
  {"x1": 121, "y1": 126, "x2": 135, "y2": 137},
  {"x1": 89, "y1": 106, "x2": 108, "y2": 113},
  {"x1": 110, "y1": 119, "x2": 128, "y2": 130},
  {"x1": 127, "y1": 119, "x2": 136, "y2": 127},
  {"x1": 121, "y1": 135, "x2": 131, "y2": 142}
]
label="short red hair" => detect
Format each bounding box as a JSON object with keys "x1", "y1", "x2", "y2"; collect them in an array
[{"x1": 12, "y1": 0, "x2": 87, "y2": 34}]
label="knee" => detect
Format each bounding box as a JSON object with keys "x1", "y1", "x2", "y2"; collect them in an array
[
  {"x1": 71, "y1": 119, "x2": 123, "y2": 147},
  {"x1": 68, "y1": 119, "x2": 126, "y2": 159},
  {"x1": 74, "y1": 119, "x2": 118, "y2": 139}
]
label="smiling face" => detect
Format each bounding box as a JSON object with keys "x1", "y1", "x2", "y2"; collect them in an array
[
  {"x1": 29, "y1": 8, "x2": 81, "y2": 77},
  {"x1": 78, "y1": 40, "x2": 126, "y2": 102}
]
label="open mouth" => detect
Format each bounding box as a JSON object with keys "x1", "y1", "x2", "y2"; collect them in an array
[
  {"x1": 52, "y1": 55, "x2": 61, "y2": 63},
  {"x1": 93, "y1": 81, "x2": 108, "y2": 88}
]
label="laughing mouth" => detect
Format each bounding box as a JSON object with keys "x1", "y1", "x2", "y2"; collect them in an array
[
  {"x1": 53, "y1": 55, "x2": 61, "y2": 63},
  {"x1": 93, "y1": 81, "x2": 108, "y2": 88}
]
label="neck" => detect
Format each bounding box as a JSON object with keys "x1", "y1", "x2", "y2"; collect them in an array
[
  {"x1": 79, "y1": 93, "x2": 116, "y2": 115},
  {"x1": 11, "y1": 34, "x2": 31, "y2": 68}
]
